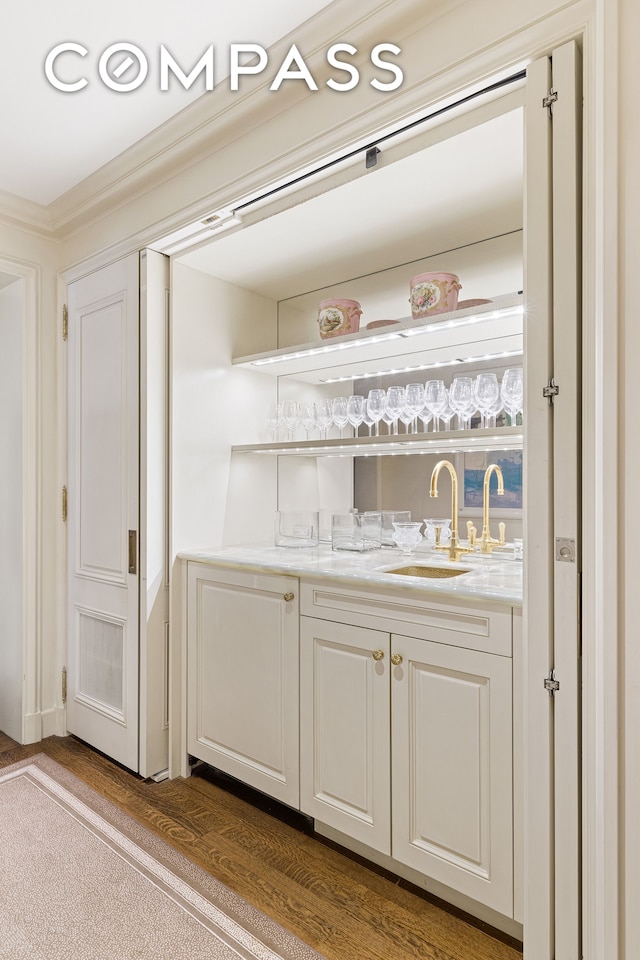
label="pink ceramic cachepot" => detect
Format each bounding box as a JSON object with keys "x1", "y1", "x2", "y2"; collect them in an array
[
  {"x1": 409, "y1": 272, "x2": 461, "y2": 319},
  {"x1": 317, "y1": 298, "x2": 362, "y2": 338}
]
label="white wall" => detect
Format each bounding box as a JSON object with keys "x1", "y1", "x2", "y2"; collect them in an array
[
  {"x1": 0, "y1": 223, "x2": 61, "y2": 742},
  {"x1": 0, "y1": 277, "x2": 24, "y2": 740}
]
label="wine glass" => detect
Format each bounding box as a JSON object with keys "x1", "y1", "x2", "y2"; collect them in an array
[
  {"x1": 347, "y1": 395, "x2": 365, "y2": 437},
  {"x1": 485, "y1": 393, "x2": 503, "y2": 428},
  {"x1": 449, "y1": 377, "x2": 475, "y2": 430},
  {"x1": 300, "y1": 401, "x2": 317, "y2": 439},
  {"x1": 283, "y1": 399, "x2": 300, "y2": 441},
  {"x1": 265, "y1": 401, "x2": 283, "y2": 441},
  {"x1": 424, "y1": 379, "x2": 447, "y2": 432},
  {"x1": 316, "y1": 398, "x2": 333, "y2": 440},
  {"x1": 367, "y1": 389, "x2": 386, "y2": 437},
  {"x1": 439, "y1": 395, "x2": 455, "y2": 431},
  {"x1": 404, "y1": 383, "x2": 425, "y2": 433},
  {"x1": 385, "y1": 385, "x2": 405, "y2": 435},
  {"x1": 474, "y1": 373, "x2": 500, "y2": 428},
  {"x1": 418, "y1": 403, "x2": 432, "y2": 433},
  {"x1": 501, "y1": 367, "x2": 524, "y2": 425},
  {"x1": 362, "y1": 404, "x2": 375, "y2": 437},
  {"x1": 332, "y1": 396, "x2": 349, "y2": 438}
]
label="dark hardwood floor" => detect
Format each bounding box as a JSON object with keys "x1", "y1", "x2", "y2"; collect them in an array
[{"x1": 0, "y1": 733, "x2": 522, "y2": 960}]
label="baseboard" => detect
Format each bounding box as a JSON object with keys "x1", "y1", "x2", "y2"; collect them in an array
[
  {"x1": 41, "y1": 706, "x2": 66, "y2": 739},
  {"x1": 314, "y1": 821, "x2": 523, "y2": 943},
  {"x1": 22, "y1": 712, "x2": 42, "y2": 744}
]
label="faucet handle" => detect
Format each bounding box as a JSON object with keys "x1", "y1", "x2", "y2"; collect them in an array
[
  {"x1": 498, "y1": 522, "x2": 506, "y2": 546},
  {"x1": 466, "y1": 521, "x2": 477, "y2": 548}
]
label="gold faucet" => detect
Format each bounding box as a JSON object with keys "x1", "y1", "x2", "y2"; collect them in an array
[
  {"x1": 429, "y1": 459, "x2": 475, "y2": 562},
  {"x1": 478, "y1": 463, "x2": 506, "y2": 554}
]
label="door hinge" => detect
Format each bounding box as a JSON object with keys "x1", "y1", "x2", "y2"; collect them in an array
[
  {"x1": 61, "y1": 485, "x2": 68, "y2": 522},
  {"x1": 544, "y1": 670, "x2": 560, "y2": 695},
  {"x1": 543, "y1": 378, "x2": 559, "y2": 404},
  {"x1": 61, "y1": 666, "x2": 67, "y2": 704},
  {"x1": 62, "y1": 304, "x2": 68, "y2": 341},
  {"x1": 543, "y1": 89, "x2": 558, "y2": 112}
]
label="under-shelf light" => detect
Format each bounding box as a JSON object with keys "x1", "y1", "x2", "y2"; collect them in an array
[
  {"x1": 320, "y1": 348, "x2": 523, "y2": 384},
  {"x1": 247, "y1": 301, "x2": 524, "y2": 369}
]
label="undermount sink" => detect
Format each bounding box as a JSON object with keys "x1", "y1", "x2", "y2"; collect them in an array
[{"x1": 385, "y1": 564, "x2": 471, "y2": 579}]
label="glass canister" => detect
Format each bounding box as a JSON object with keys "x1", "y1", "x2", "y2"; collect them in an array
[
  {"x1": 275, "y1": 510, "x2": 320, "y2": 547},
  {"x1": 331, "y1": 512, "x2": 382, "y2": 552}
]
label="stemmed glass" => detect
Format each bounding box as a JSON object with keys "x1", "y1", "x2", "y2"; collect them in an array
[
  {"x1": 418, "y1": 403, "x2": 432, "y2": 433},
  {"x1": 440, "y1": 395, "x2": 455, "y2": 431},
  {"x1": 385, "y1": 385, "x2": 405, "y2": 435},
  {"x1": 347, "y1": 395, "x2": 365, "y2": 437},
  {"x1": 449, "y1": 377, "x2": 475, "y2": 430},
  {"x1": 405, "y1": 383, "x2": 425, "y2": 433},
  {"x1": 316, "y1": 398, "x2": 333, "y2": 440},
  {"x1": 283, "y1": 400, "x2": 300, "y2": 441},
  {"x1": 332, "y1": 396, "x2": 349, "y2": 438},
  {"x1": 362, "y1": 405, "x2": 375, "y2": 437},
  {"x1": 485, "y1": 393, "x2": 503, "y2": 429},
  {"x1": 474, "y1": 373, "x2": 500, "y2": 428},
  {"x1": 266, "y1": 401, "x2": 283, "y2": 441},
  {"x1": 501, "y1": 367, "x2": 524, "y2": 425},
  {"x1": 300, "y1": 401, "x2": 317, "y2": 439},
  {"x1": 424, "y1": 380, "x2": 448, "y2": 432},
  {"x1": 367, "y1": 389, "x2": 386, "y2": 437}
]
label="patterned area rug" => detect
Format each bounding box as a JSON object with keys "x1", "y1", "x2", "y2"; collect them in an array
[{"x1": 0, "y1": 755, "x2": 326, "y2": 960}]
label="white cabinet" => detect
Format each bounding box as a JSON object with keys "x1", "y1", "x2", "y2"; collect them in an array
[
  {"x1": 186, "y1": 562, "x2": 300, "y2": 807},
  {"x1": 300, "y1": 580, "x2": 514, "y2": 918},
  {"x1": 300, "y1": 617, "x2": 391, "y2": 853},
  {"x1": 391, "y1": 632, "x2": 512, "y2": 917}
]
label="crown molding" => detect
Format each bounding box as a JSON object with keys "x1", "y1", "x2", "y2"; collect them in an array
[
  {"x1": 0, "y1": 189, "x2": 54, "y2": 239},
  {"x1": 46, "y1": 0, "x2": 435, "y2": 238}
]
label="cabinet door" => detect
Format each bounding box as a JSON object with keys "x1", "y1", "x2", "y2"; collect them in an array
[
  {"x1": 300, "y1": 616, "x2": 391, "y2": 854},
  {"x1": 187, "y1": 563, "x2": 299, "y2": 807},
  {"x1": 391, "y1": 634, "x2": 513, "y2": 917}
]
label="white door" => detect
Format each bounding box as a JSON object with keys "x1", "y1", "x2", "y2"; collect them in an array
[
  {"x1": 300, "y1": 616, "x2": 391, "y2": 853},
  {"x1": 525, "y1": 41, "x2": 582, "y2": 959},
  {"x1": 66, "y1": 254, "x2": 140, "y2": 772}
]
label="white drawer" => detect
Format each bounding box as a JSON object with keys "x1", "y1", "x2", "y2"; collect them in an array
[{"x1": 300, "y1": 578, "x2": 512, "y2": 656}]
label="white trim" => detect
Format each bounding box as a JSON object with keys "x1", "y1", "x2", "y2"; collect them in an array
[
  {"x1": 57, "y1": 1, "x2": 594, "y2": 275},
  {"x1": 0, "y1": 255, "x2": 39, "y2": 745},
  {"x1": 0, "y1": 190, "x2": 53, "y2": 238},
  {"x1": 583, "y1": 3, "x2": 620, "y2": 958}
]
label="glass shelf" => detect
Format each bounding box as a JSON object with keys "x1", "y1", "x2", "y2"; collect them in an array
[
  {"x1": 232, "y1": 293, "x2": 523, "y2": 384},
  {"x1": 232, "y1": 425, "x2": 523, "y2": 458}
]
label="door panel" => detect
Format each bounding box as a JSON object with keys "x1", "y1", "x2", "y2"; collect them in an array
[
  {"x1": 551, "y1": 40, "x2": 582, "y2": 959},
  {"x1": 187, "y1": 564, "x2": 300, "y2": 807},
  {"x1": 66, "y1": 255, "x2": 140, "y2": 772},
  {"x1": 300, "y1": 616, "x2": 390, "y2": 853},
  {"x1": 391, "y1": 634, "x2": 513, "y2": 917}
]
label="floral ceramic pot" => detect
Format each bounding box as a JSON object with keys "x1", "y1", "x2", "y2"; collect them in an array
[
  {"x1": 317, "y1": 298, "x2": 362, "y2": 338},
  {"x1": 409, "y1": 272, "x2": 461, "y2": 319}
]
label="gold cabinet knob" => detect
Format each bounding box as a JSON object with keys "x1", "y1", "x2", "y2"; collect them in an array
[
  {"x1": 283, "y1": 592, "x2": 295, "y2": 602},
  {"x1": 390, "y1": 653, "x2": 403, "y2": 666},
  {"x1": 372, "y1": 649, "x2": 385, "y2": 661}
]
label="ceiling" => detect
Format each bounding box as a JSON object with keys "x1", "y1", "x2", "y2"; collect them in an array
[
  {"x1": 1, "y1": 0, "x2": 336, "y2": 206},
  {"x1": 178, "y1": 108, "x2": 524, "y2": 301}
]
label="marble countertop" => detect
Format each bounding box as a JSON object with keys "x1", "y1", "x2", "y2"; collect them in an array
[{"x1": 179, "y1": 542, "x2": 523, "y2": 606}]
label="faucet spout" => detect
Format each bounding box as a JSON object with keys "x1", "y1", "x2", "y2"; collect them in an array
[
  {"x1": 429, "y1": 459, "x2": 473, "y2": 562},
  {"x1": 479, "y1": 463, "x2": 506, "y2": 553}
]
